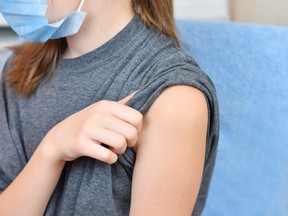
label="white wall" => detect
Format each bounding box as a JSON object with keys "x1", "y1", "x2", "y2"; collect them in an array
[
  {"x1": 230, "y1": 0, "x2": 288, "y2": 26},
  {"x1": 175, "y1": 0, "x2": 229, "y2": 21}
]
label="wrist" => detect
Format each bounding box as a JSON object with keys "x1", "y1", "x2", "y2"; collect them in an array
[{"x1": 37, "y1": 138, "x2": 66, "y2": 167}]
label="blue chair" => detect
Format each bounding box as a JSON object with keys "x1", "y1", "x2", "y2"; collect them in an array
[{"x1": 177, "y1": 20, "x2": 288, "y2": 216}]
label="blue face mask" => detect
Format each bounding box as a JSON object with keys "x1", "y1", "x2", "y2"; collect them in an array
[{"x1": 0, "y1": 0, "x2": 87, "y2": 43}]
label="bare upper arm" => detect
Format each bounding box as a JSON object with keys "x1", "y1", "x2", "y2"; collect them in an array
[{"x1": 130, "y1": 85, "x2": 208, "y2": 216}]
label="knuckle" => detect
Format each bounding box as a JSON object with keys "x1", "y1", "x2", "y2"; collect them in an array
[
  {"x1": 132, "y1": 112, "x2": 143, "y2": 132},
  {"x1": 102, "y1": 151, "x2": 117, "y2": 164},
  {"x1": 117, "y1": 136, "x2": 127, "y2": 148},
  {"x1": 109, "y1": 155, "x2": 118, "y2": 164},
  {"x1": 110, "y1": 135, "x2": 127, "y2": 154},
  {"x1": 127, "y1": 127, "x2": 138, "y2": 141},
  {"x1": 101, "y1": 151, "x2": 111, "y2": 161},
  {"x1": 134, "y1": 112, "x2": 143, "y2": 125},
  {"x1": 118, "y1": 148, "x2": 126, "y2": 155}
]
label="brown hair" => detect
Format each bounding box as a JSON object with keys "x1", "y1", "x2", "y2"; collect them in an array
[{"x1": 4, "y1": 0, "x2": 180, "y2": 97}]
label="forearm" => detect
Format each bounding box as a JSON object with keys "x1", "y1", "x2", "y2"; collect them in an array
[
  {"x1": 0, "y1": 142, "x2": 65, "y2": 216},
  {"x1": 0, "y1": 94, "x2": 141, "y2": 215}
]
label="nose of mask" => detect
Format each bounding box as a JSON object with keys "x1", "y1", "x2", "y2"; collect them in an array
[{"x1": 0, "y1": 0, "x2": 87, "y2": 43}]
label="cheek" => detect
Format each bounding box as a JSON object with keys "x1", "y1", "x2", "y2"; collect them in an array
[
  {"x1": 45, "y1": 0, "x2": 80, "y2": 23},
  {"x1": 45, "y1": 0, "x2": 55, "y2": 22}
]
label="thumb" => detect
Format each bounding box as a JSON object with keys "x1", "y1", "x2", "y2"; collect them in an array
[{"x1": 118, "y1": 90, "x2": 138, "y2": 105}]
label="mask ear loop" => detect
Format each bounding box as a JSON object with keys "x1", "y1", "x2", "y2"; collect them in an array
[{"x1": 77, "y1": 0, "x2": 85, "y2": 11}]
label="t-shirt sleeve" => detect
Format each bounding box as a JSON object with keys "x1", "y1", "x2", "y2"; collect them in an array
[{"x1": 123, "y1": 55, "x2": 220, "y2": 165}]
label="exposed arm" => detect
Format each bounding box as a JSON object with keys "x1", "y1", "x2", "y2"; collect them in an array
[
  {"x1": 130, "y1": 85, "x2": 208, "y2": 216},
  {"x1": 0, "y1": 143, "x2": 65, "y2": 216},
  {"x1": 0, "y1": 91, "x2": 141, "y2": 216}
]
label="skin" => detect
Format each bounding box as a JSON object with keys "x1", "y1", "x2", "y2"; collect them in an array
[
  {"x1": 46, "y1": 0, "x2": 136, "y2": 59},
  {"x1": 130, "y1": 85, "x2": 207, "y2": 215},
  {"x1": 0, "y1": 0, "x2": 207, "y2": 215}
]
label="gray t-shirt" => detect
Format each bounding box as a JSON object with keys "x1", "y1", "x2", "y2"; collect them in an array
[{"x1": 0, "y1": 15, "x2": 219, "y2": 215}]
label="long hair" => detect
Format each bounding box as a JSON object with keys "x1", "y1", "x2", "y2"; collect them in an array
[{"x1": 4, "y1": 0, "x2": 180, "y2": 97}]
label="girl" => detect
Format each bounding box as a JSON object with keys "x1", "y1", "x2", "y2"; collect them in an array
[{"x1": 0, "y1": 0, "x2": 219, "y2": 215}]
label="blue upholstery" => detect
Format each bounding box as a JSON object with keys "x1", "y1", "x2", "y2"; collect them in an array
[{"x1": 177, "y1": 20, "x2": 288, "y2": 216}]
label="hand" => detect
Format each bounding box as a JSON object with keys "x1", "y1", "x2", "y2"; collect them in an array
[{"x1": 41, "y1": 91, "x2": 142, "y2": 164}]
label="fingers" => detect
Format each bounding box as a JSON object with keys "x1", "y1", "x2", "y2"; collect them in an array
[
  {"x1": 118, "y1": 90, "x2": 138, "y2": 105},
  {"x1": 111, "y1": 103, "x2": 143, "y2": 133},
  {"x1": 89, "y1": 91, "x2": 142, "y2": 133},
  {"x1": 75, "y1": 91, "x2": 142, "y2": 164},
  {"x1": 87, "y1": 127, "x2": 128, "y2": 154},
  {"x1": 100, "y1": 115, "x2": 138, "y2": 148},
  {"x1": 87, "y1": 110, "x2": 139, "y2": 148},
  {"x1": 81, "y1": 139, "x2": 118, "y2": 164}
]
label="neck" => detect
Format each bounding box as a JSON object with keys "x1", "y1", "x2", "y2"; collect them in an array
[{"x1": 63, "y1": 0, "x2": 135, "y2": 59}]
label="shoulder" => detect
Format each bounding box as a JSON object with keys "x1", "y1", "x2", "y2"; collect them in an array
[
  {"x1": 148, "y1": 84, "x2": 208, "y2": 121},
  {"x1": 133, "y1": 84, "x2": 208, "y2": 153},
  {"x1": 140, "y1": 33, "x2": 207, "y2": 84},
  {"x1": 136, "y1": 20, "x2": 200, "y2": 70}
]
